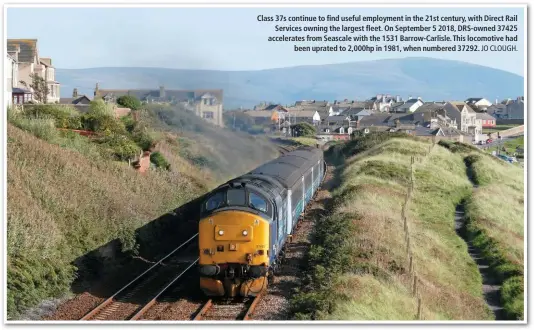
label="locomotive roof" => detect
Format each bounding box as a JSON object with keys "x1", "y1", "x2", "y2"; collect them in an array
[{"x1": 248, "y1": 147, "x2": 323, "y2": 188}]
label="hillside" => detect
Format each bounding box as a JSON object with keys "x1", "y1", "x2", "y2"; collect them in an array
[
  {"x1": 57, "y1": 57, "x2": 524, "y2": 108},
  {"x1": 290, "y1": 133, "x2": 523, "y2": 320},
  {"x1": 6, "y1": 103, "x2": 279, "y2": 319}
]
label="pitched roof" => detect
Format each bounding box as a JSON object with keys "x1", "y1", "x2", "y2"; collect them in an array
[
  {"x1": 243, "y1": 110, "x2": 274, "y2": 118},
  {"x1": 449, "y1": 101, "x2": 476, "y2": 113},
  {"x1": 465, "y1": 98, "x2": 484, "y2": 104},
  {"x1": 59, "y1": 95, "x2": 92, "y2": 105},
  {"x1": 287, "y1": 110, "x2": 317, "y2": 118},
  {"x1": 325, "y1": 115, "x2": 350, "y2": 122},
  {"x1": 40, "y1": 57, "x2": 52, "y2": 67},
  {"x1": 476, "y1": 113, "x2": 496, "y2": 120},
  {"x1": 7, "y1": 39, "x2": 38, "y2": 63}
]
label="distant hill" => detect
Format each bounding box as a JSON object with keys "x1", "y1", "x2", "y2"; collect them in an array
[{"x1": 56, "y1": 57, "x2": 524, "y2": 109}]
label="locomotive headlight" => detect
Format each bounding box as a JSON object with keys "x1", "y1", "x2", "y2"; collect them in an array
[
  {"x1": 242, "y1": 230, "x2": 248, "y2": 236},
  {"x1": 218, "y1": 230, "x2": 224, "y2": 236}
]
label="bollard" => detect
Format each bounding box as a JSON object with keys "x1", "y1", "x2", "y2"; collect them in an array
[{"x1": 417, "y1": 296, "x2": 422, "y2": 320}]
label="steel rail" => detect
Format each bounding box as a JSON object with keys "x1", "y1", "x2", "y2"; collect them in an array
[
  {"x1": 130, "y1": 258, "x2": 199, "y2": 320},
  {"x1": 80, "y1": 233, "x2": 198, "y2": 320}
]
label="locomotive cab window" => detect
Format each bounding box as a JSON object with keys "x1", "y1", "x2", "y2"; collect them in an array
[
  {"x1": 205, "y1": 191, "x2": 225, "y2": 212},
  {"x1": 227, "y1": 188, "x2": 246, "y2": 206},
  {"x1": 249, "y1": 192, "x2": 267, "y2": 213}
]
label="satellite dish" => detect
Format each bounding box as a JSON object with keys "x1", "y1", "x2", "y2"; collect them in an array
[{"x1": 364, "y1": 128, "x2": 370, "y2": 134}]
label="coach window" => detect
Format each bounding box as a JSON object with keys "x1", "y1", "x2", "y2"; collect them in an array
[
  {"x1": 205, "y1": 191, "x2": 225, "y2": 212},
  {"x1": 249, "y1": 192, "x2": 268, "y2": 213},
  {"x1": 227, "y1": 188, "x2": 246, "y2": 206}
]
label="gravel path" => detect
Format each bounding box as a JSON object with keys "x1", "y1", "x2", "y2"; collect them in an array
[{"x1": 252, "y1": 165, "x2": 336, "y2": 320}]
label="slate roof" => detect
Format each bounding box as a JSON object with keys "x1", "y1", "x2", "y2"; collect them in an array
[
  {"x1": 7, "y1": 39, "x2": 38, "y2": 63},
  {"x1": 449, "y1": 101, "x2": 476, "y2": 113},
  {"x1": 325, "y1": 115, "x2": 350, "y2": 123},
  {"x1": 476, "y1": 113, "x2": 496, "y2": 120},
  {"x1": 60, "y1": 95, "x2": 92, "y2": 105},
  {"x1": 287, "y1": 110, "x2": 317, "y2": 118},
  {"x1": 415, "y1": 103, "x2": 446, "y2": 113},
  {"x1": 12, "y1": 87, "x2": 32, "y2": 94},
  {"x1": 465, "y1": 98, "x2": 484, "y2": 104},
  {"x1": 243, "y1": 110, "x2": 274, "y2": 118},
  {"x1": 40, "y1": 58, "x2": 52, "y2": 67}
]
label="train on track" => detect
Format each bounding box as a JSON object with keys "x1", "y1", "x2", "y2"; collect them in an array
[{"x1": 198, "y1": 146, "x2": 326, "y2": 297}]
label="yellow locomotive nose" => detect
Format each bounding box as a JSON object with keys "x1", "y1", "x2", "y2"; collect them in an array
[{"x1": 198, "y1": 210, "x2": 270, "y2": 297}]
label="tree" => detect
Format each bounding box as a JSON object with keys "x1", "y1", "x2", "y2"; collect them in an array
[
  {"x1": 116, "y1": 95, "x2": 141, "y2": 110},
  {"x1": 291, "y1": 122, "x2": 316, "y2": 137},
  {"x1": 19, "y1": 73, "x2": 49, "y2": 103}
]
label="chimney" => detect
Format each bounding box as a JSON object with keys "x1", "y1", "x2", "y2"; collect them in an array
[
  {"x1": 396, "y1": 95, "x2": 401, "y2": 102},
  {"x1": 72, "y1": 88, "x2": 78, "y2": 98},
  {"x1": 159, "y1": 86, "x2": 165, "y2": 98},
  {"x1": 94, "y1": 83, "x2": 100, "y2": 97}
]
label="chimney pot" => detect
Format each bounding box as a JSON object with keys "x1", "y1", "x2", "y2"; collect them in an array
[{"x1": 73, "y1": 88, "x2": 78, "y2": 98}]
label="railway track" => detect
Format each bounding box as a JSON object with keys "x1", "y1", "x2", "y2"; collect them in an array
[
  {"x1": 80, "y1": 234, "x2": 198, "y2": 321},
  {"x1": 193, "y1": 291, "x2": 265, "y2": 321}
]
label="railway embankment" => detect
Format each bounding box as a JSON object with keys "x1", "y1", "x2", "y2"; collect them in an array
[
  {"x1": 290, "y1": 133, "x2": 498, "y2": 320},
  {"x1": 440, "y1": 141, "x2": 524, "y2": 321},
  {"x1": 6, "y1": 103, "x2": 280, "y2": 320}
]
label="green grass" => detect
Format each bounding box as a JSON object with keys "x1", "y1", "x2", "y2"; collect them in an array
[
  {"x1": 291, "y1": 134, "x2": 493, "y2": 320},
  {"x1": 484, "y1": 136, "x2": 524, "y2": 158},
  {"x1": 463, "y1": 153, "x2": 524, "y2": 320}
]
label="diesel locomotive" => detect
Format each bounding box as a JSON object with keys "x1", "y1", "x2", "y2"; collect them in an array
[{"x1": 198, "y1": 146, "x2": 326, "y2": 297}]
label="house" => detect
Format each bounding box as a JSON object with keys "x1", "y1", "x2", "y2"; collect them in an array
[
  {"x1": 243, "y1": 110, "x2": 277, "y2": 126},
  {"x1": 465, "y1": 98, "x2": 492, "y2": 110},
  {"x1": 413, "y1": 103, "x2": 458, "y2": 129},
  {"x1": 325, "y1": 115, "x2": 352, "y2": 127},
  {"x1": 369, "y1": 94, "x2": 402, "y2": 112},
  {"x1": 486, "y1": 104, "x2": 507, "y2": 118},
  {"x1": 504, "y1": 97, "x2": 524, "y2": 120},
  {"x1": 476, "y1": 112, "x2": 496, "y2": 128},
  {"x1": 95, "y1": 85, "x2": 224, "y2": 127},
  {"x1": 7, "y1": 39, "x2": 60, "y2": 103},
  {"x1": 443, "y1": 101, "x2": 481, "y2": 140},
  {"x1": 60, "y1": 88, "x2": 92, "y2": 105},
  {"x1": 316, "y1": 124, "x2": 353, "y2": 142},
  {"x1": 413, "y1": 125, "x2": 468, "y2": 143},
  {"x1": 286, "y1": 110, "x2": 321, "y2": 125},
  {"x1": 391, "y1": 98, "x2": 424, "y2": 113},
  {"x1": 5, "y1": 53, "x2": 18, "y2": 108}
]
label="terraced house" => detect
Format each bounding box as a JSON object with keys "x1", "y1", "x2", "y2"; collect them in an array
[
  {"x1": 95, "y1": 85, "x2": 224, "y2": 127},
  {"x1": 7, "y1": 39, "x2": 60, "y2": 104}
]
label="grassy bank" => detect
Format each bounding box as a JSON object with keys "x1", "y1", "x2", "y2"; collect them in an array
[
  {"x1": 452, "y1": 147, "x2": 524, "y2": 320},
  {"x1": 7, "y1": 103, "x2": 279, "y2": 319},
  {"x1": 291, "y1": 133, "x2": 493, "y2": 320}
]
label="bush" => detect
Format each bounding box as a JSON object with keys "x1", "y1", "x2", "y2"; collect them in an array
[
  {"x1": 150, "y1": 152, "x2": 171, "y2": 170},
  {"x1": 97, "y1": 134, "x2": 141, "y2": 161},
  {"x1": 20, "y1": 104, "x2": 81, "y2": 129},
  {"x1": 116, "y1": 95, "x2": 141, "y2": 110},
  {"x1": 120, "y1": 114, "x2": 137, "y2": 133},
  {"x1": 291, "y1": 122, "x2": 316, "y2": 137},
  {"x1": 132, "y1": 128, "x2": 155, "y2": 151}
]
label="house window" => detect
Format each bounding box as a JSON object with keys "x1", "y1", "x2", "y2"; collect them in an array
[{"x1": 203, "y1": 111, "x2": 214, "y2": 119}]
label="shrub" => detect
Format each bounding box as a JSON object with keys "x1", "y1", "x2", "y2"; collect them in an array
[
  {"x1": 291, "y1": 122, "x2": 316, "y2": 137},
  {"x1": 132, "y1": 128, "x2": 155, "y2": 151},
  {"x1": 120, "y1": 114, "x2": 137, "y2": 133},
  {"x1": 116, "y1": 95, "x2": 141, "y2": 110},
  {"x1": 97, "y1": 134, "x2": 141, "y2": 161},
  {"x1": 8, "y1": 115, "x2": 59, "y2": 143},
  {"x1": 20, "y1": 104, "x2": 81, "y2": 129},
  {"x1": 150, "y1": 151, "x2": 170, "y2": 170}
]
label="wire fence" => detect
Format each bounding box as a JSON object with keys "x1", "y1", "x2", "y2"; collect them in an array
[{"x1": 401, "y1": 141, "x2": 436, "y2": 320}]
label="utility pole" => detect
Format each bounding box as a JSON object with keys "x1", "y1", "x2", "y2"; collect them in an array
[{"x1": 233, "y1": 112, "x2": 236, "y2": 129}]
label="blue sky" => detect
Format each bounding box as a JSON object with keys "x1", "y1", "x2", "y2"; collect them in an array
[{"x1": 7, "y1": 6, "x2": 525, "y2": 76}]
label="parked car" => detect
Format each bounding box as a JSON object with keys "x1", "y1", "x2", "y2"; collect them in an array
[{"x1": 486, "y1": 139, "x2": 493, "y2": 144}]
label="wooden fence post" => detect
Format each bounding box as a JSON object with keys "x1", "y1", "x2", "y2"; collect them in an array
[
  {"x1": 413, "y1": 273, "x2": 418, "y2": 295},
  {"x1": 417, "y1": 296, "x2": 422, "y2": 320}
]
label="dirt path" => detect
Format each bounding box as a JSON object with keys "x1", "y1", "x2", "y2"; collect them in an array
[
  {"x1": 252, "y1": 165, "x2": 336, "y2": 320},
  {"x1": 455, "y1": 162, "x2": 505, "y2": 320}
]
